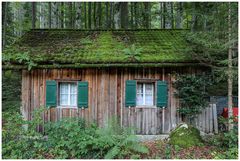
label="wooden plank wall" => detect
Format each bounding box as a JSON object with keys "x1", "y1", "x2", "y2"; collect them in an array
[
  {"x1": 21, "y1": 67, "x2": 203, "y2": 134},
  {"x1": 195, "y1": 104, "x2": 218, "y2": 134}
]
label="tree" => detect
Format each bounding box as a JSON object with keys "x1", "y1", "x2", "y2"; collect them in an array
[
  {"x1": 176, "y1": 2, "x2": 183, "y2": 29},
  {"x1": 60, "y1": 2, "x2": 64, "y2": 28},
  {"x1": 97, "y1": 2, "x2": 102, "y2": 28},
  {"x1": 88, "y1": 2, "x2": 92, "y2": 29},
  {"x1": 144, "y1": 2, "x2": 150, "y2": 28},
  {"x1": 120, "y1": 2, "x2": 128, "y2": 29},
  {"x1": 48, "y1": 2, "x2": 51, "y2": 28},
  {"x1": 32, "y1": 2, "x2": 36, "y2": 29},
  {"x1": 227, "y1": 2, "x2": 233, "y2": 131},
  {"x1": 75, "y1": 2, "x2": 81, "y2": 28},
  {"x1": 2, "y1": 2, "x2": 8, "y2": 48}
]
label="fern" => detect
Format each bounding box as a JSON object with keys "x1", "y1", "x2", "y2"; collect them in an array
[
  {"x1": 123, "y1": 44, "x2": 142, "y2": 61},
  {"x1": 127, "y1": 143, "x2": 149, "y2": 154},
  {"x1": 104, "y1": 146, "x2": 121, "y2": 159}
]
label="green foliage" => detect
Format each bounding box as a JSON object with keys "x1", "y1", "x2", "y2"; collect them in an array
[
  {"x1": 2, "y1": 109, "x2": 149, "y2": 159},
  {"x1": 3, "y1": 51, "x2": 37, "y2": 70},
  {"x1": 123, "y1": 44, "x2": 142, "y2": 61},
  {"x1": 173, "y1": 74, "x2": 212, "y2": 120},
  {"x1": 2, "y1": 70, "x2": 21, "y2": 112},
  {"x1": 2, "y1": 108, "x2": 48, "y2": 159},
  {"x1": 210, "y1": 127, "x2": 238, "y2": 159},
  {"x1": 80, "y1": 37, "x2": 93, "y2": 45},
  {"x1": 169, "y1": 124, "x2": 203, "y2": 148}
]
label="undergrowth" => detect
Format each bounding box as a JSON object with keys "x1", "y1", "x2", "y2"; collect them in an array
[{"x1": 2, "y1": 108, "x2": 149, "y2": 159}]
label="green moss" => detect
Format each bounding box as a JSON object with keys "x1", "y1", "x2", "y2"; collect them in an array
[
  {"x1": 169, "y1": 124, "x2": 203, "y2": 148},
  {"x1": 3, "y1": 29, "x2": 195, "y2": 68}
]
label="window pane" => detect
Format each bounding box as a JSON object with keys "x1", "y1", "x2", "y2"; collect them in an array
[
  {"x1": 70, "y1": 83, "x2": 77, "y2": 94},
  {"x1": 137, "y1": 83, "x2": 143, "y2": 94},
  {"x1": 145, "y1": 83, "x2": 153, "y2": 94},
  {"x1": 70, "y1": 94, "x2": 77, "y2": 106},
  {"x1": 60, "y1": 94, "x2": 68, "y2": 105},
  {"x1": 60, "y1": 83, "x2": 68, "y2": 94},
  {"x1": 145, "y1": 94, "x2": 153, "y2": 106},
  {"x1": 137, "y1": 93, "x2": 143, "y2": 105}
]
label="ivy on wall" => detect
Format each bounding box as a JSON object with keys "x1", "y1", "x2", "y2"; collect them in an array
[{"x1": 173, "y1": 74, "x2": 212, "y2": 121}]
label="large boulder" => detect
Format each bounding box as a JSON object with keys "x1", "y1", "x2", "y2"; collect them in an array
[{"x1": 169, "y1": 123, "x2": 203, "y2": 148}]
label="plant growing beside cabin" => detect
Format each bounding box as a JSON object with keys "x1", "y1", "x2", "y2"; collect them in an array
[
  {"x1": 173, "y1": 74, "x2": 212, "y2": 123},
  {"x1": 2, "y1": 108, "x2": 149, "y2": 159}
]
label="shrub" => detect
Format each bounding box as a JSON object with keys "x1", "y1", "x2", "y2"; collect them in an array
[
  {"x1": 173, "y1": 74, "x2": 212, "y2": 123},
  {"x1": 2, "y1": 108, "x2": 149, "y2": 159},
  {"x1": 211, "y1": 127, "x2": 238, "y2": 159},
  {"x1": 2, "y1": 108, "x2": 48, "y2": 159}
]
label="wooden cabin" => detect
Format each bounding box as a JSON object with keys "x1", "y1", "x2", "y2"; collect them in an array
[{"x1": 3, "y1": 29, "x2": 210, "y2": 134}]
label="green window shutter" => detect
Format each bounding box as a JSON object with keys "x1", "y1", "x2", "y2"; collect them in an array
[
  {"x1": 125, "y1": 80, "x2": 136, "y2": 107},
  {"x1": 46, "y1": 80, "x2": 57, "y2": 107},
  {"x1": 78, "y1": 81, "x2": 88, "y2": 108},
  {"x1": 157, "y1": 81, "x2": 168, "y2": 108}
]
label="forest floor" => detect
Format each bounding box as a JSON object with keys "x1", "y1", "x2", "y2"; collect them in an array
[{"x1": 140, "y1": 140, "x2": 220, "y2": 159}]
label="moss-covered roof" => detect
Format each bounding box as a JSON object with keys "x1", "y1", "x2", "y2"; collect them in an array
[{"x1": 3, "y1": 29, "x2": 199, "y2": 69}]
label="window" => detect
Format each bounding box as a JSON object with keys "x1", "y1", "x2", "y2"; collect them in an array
[
  {"x1": 136, "y1": 82, "x2": 154, "y2": 106},
  {"x1": 59, "y1": 82, "x2": 77, "y2": 106}
]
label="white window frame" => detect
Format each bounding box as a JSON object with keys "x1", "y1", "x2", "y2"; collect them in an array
[
  {"x1": 58, "y1": 82, "x2": 78, "y2": 108},
  {"x1": 136, "y1": 82, "x2": 156, "y2": 108}
]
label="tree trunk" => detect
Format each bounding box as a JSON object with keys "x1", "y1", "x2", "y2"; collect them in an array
[
  {"x1": 110, "y1": 3, "x2": 113, "y2": 28},
  {"x1": 163, "y1": 3, "x2": 166, "y2": 28},
  {"x1": 2, "y1": 2, "x2": 7, "y2": 48},
  {"x1": 120, "y1": 2, "x2": 128, "y2": 29},
  {"x1": 134, "y1": 2, "x2": 138, "y2": 28},
  {"x1": 97, "y1": 2, "x2": 102, "y2": 29},
  {"x1": 171, "y1": 2, "x2": 174, "y2": 29},
  {"x1": 48, "y1": 2, "x2": 52, "y2": 28},
  {"x1": 75, "y1": 2, "x2": 81, "y2": 29},
  {"x1": 32, "y1": 2, "x2": 36, "y2": 29},
  {"x1": 88, "y1": 2, "x2": 92, "y2": 29},
  {"x1": 191, "y1": 3, "x2": 197, "y2": 31},
  {"x1": 165, "y1": 2, "x2": 172, "y2": 29},
  {"x1": 228, "y1": 2, "x2": 233, "y2": 131},
  {"x1": 61, "y1": 2, "x2": 64, "y2": 28},
  {"x1": 84, "y1": 2, "x2": 87, "y2": 29},
  {"x1": 68, "y1": 2, "x2": 73, "y2": 28},
  {"x1": 105, "y1": 2, "x2": 109, "y2": 28},
  {"x1": 176, "y1": 2, "x2": 183, "y2": 29},
  {"x1": 130, "y1": 2, "x2": 134, "y2": 29},
  {"x1": 93, "y1": 3, "x2": 96, "y2": 28},
  {"x1": 144, "y1": 2, "x2": 150, "y2": 29}
]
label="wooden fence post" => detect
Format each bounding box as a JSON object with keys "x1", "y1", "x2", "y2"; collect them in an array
[{"x1": 212, "y1": 104, "x2": 218, "y2": 134}]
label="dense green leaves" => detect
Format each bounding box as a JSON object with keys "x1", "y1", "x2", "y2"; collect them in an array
[
  {"x1": 174, "y1": 74, "x2": 212, "y2": 119},
  {"x1": 2, "y1": 108, "x2": 149, "y2": 159}
]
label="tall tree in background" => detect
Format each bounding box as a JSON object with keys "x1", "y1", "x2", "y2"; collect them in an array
[
  {"x1": 2, "y1": 2, "x2": 8, "y2": 48},
  {"x1": 144, "y1": 2, "x2": 150, "y2": 28},
  {"x1": 32, "y1": 2, "x2": 36, "y2": 29},
  {"x1": 48, "y1": 2, "x2": 51, "y2": 28},
  {"x1": 120, "y1": 2, "x2": 128, "y2": 29},
  {"x1": 97, "y1": 2, "x2": 102, "y2": 28},
  {"x1": 60, "y1": 2, "x2": 64, "y2": 28},
  {"x1": 176, "y1": 2, "x2": 183, "y2": 29},
  {"x1": 227, "y1": 2, "x2": 233, "y2": 131},
  {"x1": 88, "y1": 2, "x2": 92, "y2": 29}
]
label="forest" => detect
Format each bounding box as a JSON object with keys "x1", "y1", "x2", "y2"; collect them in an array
[{"x1": 2, "y1": 1, "x2": 239, "y2": 159}]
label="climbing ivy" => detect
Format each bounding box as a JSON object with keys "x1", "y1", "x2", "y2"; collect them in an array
[{"x1": 173, "y1": 74, "x2": 212, "y2": 121}]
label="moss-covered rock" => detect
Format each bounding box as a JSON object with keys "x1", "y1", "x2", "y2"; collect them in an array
[{"x1": 169, "y1": 123, "x2": 203, "y2": 148}]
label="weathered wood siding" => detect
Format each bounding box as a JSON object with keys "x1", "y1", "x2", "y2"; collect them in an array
[{"x1": 21, "y1": 67, "x2": 204, "y2": 134}]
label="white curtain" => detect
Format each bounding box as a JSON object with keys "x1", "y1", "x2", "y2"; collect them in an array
[{"x1": 60, "y1": 83, "x2": 77, "y2": 106}]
